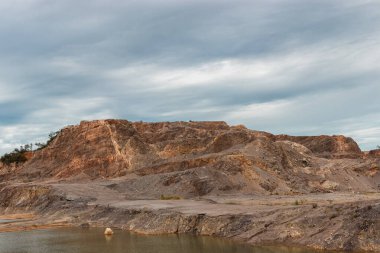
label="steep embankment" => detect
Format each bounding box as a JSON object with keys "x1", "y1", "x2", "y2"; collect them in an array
[{"x1": 0, "y1": 119, "x2": 379, "y2": 251}]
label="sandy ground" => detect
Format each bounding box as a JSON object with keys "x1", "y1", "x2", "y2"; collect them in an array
[{"x1": 51, "y1": 181, "x2": 380, "y2": 216}]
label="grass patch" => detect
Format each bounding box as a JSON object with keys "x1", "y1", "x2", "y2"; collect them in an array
[
  {"x1": 294, "y1": 199, "x2": 306, "y2": 206},
  {"x1": 160, "y1": 195, "x2": 181, "y2": 200}
]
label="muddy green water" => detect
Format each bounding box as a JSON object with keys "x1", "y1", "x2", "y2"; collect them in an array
[{"x1": 0, "y1": 228, "x2": 320, "y2": 253}]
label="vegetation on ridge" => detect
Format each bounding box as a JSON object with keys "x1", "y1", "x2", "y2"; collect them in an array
[
  {"x1": 0, "y1": 145, "x2": 30, "y2": 165},
  {"x1": 34, "y1": 131, "x2": 59, "y2": 151},
  {"x1": 0, "y1": 131, "x2": 59, "y2": 165}
]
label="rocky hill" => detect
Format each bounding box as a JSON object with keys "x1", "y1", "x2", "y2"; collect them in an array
[
  {"x1": 11, "y1": 119, "x2": 380, "y2": 198},
  {"x1": 1, "y1": 119, "x2": 379, "y2": 252}
]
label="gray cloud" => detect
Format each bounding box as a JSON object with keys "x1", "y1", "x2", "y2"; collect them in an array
[{"x1": 0, "y1": 0, "x2": 380, "y2": 154}]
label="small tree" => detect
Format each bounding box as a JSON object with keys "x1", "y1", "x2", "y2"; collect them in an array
[
  {"x1": 34, "y1": 142, "x2": 46, "y2": 150},
  {"x1": 34, "y1": 131, "x2": 59, "y2": 151}
]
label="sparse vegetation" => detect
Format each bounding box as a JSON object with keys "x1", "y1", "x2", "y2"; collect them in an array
[
  {"x1": 0, "y1": 144, "x2": 32, "y2": 165},
  {"x1": 160, "y1": 194, "x2": 181, "y2": 200},
  {"x1": 294, "y1": 199, "x2": 306, "y2": 206},
  {"x1": 34, "y1": 131, "x2": 59, "y2": 150},
  {"x1": 0, "y1": 131, "x2": 59, "y2": 165},
  {"x1": 0, "y1": 150, "x2": 26, "y2": 165},
  {"x1": 312, "y1": 203, "x2": 318, "y2": 208}
]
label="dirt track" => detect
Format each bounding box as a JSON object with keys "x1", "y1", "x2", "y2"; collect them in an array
[{"x1": 52, "y1": 180, "x2": 380, "y2": 216}]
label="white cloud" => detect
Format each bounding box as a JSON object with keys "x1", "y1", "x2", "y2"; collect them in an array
[
  {"x1": 0, "y1": 82, "x2": 13, "y2": 102},
  {"x1": 27, "y1": 97, "x2": 115, "y2": 123},
  {"x1": 107, "y1": 53, "x2": 314, "y2": 91},
  {"x1": 346, "y1": 127, "x2": 380, "y2": 148},
  {"x1": 0, "y1": 123, "x2": 53, "y2": 154},
  {"x1": 226, "y1": 100, "x2": 293, "y2": 122},
  {"x1": 50, "y1": 57, "x2": 89, "y2": 75}
]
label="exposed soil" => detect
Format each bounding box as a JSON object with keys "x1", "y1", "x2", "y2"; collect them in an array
[{"x1": 0, "y1": 120, "x2": 379, "y2": 252}]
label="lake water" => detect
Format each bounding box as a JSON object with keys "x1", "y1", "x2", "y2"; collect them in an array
[{"x1": 0, "y1": 227, "x2": 320, "y2": 253}]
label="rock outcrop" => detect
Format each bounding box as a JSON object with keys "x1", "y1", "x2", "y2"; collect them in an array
[
  {"x1": 367, "y1": 149, "x2": 380, "y2": 158},
  {"x1": 275, "y1": 135, "x2": 363, "y2": 158}
]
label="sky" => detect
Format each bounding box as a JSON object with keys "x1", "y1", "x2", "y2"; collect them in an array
[{"x1": 0, "y1": 0, "x2": 380, "y2": 154}]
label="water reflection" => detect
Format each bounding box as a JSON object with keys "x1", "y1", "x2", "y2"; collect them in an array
[{"x1": 0, "y1": 227, "x2": 325, "y2": 253}]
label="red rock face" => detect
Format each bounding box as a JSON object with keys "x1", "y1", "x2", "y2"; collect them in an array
[
  {"x1": 12, "y1": 119, "x2": 379, "y2": 195},
  {"x1": 20, "y1": 120, "x2": 249, "y2": 179},
  {"x1": 367, "y1": 149, "x2": 380, "y2": 158},
  {"x1": 22, "y1": 120, "x2": 134, "y2": 178},
  {"x1": 275, "y1": 135, "x2": 362, "y2": 158}
]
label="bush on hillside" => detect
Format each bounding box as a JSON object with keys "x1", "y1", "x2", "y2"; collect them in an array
[
  {"x1": 0, "y1": 145, "x2": 31, "y2": 165},
  {"x1": 0, "y1": 131, "x2": 59, "y2": 165}
]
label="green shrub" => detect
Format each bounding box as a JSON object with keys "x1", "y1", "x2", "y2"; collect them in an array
[
  {"x1": 0, "y1": 131, "x2": 60, "y2": 165},
  {"x1": 0, "y1": 148, "x2": 28, "y2": 165}
]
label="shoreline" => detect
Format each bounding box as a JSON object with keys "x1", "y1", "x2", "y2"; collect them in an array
[
  {"x1": 0, "y1": 182, "x2": 379, "y2": 252},
  {"x1": 0, "y1": 204, "x2": 378, "y2": 253},
  {"x1": 0, "y1": 215, "x2": 372, "y2": 253},
  {"x1": 0, "y1": 213, "x2": 70, "y2": 233},
  {"x1": 0, "y1": 214, "x2": 341, "y2": 253}
]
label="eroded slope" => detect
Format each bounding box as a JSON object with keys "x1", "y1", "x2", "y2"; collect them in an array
[{"x1": 10, "y1": 120, "x2": 379, "y2": 197}]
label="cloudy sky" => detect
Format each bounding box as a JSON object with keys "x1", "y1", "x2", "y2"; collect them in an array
[{"x1": 0, "y1": 0, "x2": 380, "y2": 154}]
